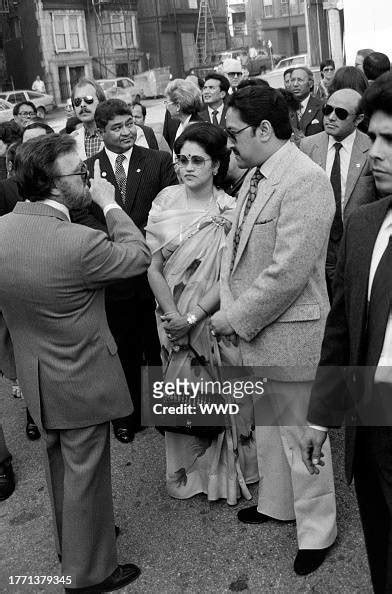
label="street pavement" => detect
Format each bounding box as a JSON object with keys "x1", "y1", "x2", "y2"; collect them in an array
[{"x1": 0, "y1": 376, "x2": 372, "y2": 593}]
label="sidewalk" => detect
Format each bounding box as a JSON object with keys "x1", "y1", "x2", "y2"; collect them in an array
[{"x1": 0, "y1": 377, "x2": 372, "y2": 593}]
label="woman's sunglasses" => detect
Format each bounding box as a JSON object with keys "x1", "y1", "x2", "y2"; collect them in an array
[
  {"x1": 322, "y1": 104, "x2": 355, "y2": 121},
  {"x1": 73, "y1": 96, "x2": 95, "y2": 107},
  {"x1": 175, "y1": 155, "x2": 211, "y2": 168}
]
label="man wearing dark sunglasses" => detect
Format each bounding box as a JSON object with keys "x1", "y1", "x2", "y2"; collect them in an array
[
  {"x1": 71, "y1": 78, "x2": 106, "y2": 160},
  {"x1": 300, "y1": 88, "x2": 376, "y2": 297}
]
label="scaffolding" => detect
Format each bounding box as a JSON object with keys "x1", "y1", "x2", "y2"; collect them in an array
[
  {"x1": 90, "y1": 0, "x2": 139, "y2": 78},
  {"x1": 195, "y1": 0, "x2": 217, "y2": 64},
  {"x1": 0, "y1": 0, "x2": 9, "y2": 13}
]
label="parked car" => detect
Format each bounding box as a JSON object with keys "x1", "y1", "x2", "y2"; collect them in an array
[
  {"x1": 96, "y1": 77, "x2": 145, "y2": 104},
  {"x1": 0, "y1": 90, "x2": 55, "y2": 118},
  {"x1": 0, "y1": 98, "x2": 14, "y2": 123},
  {"x1": 260, "y1": 54, "x2": 320, "y2": 89}
]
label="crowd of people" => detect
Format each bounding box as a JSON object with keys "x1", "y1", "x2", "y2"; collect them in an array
[{"x1": 0, "y1": 47, "x2": 392, "y2": 592}]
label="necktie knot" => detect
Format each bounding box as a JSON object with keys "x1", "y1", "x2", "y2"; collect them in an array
[
  {"x1": 250, "y1": 168, "x2": 263, "y2": 188},
  {"x1": 116, "y1": 153, "x2": 126, "y2": 165},
  {"x1": 212, "y1": 110, "x2": 218, "y2": 116},
  {"x1": 334, "y1": 142, "x2": 342, "y2": 153}
]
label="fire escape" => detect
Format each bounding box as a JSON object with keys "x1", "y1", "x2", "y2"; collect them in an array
[{"x1": 89, "y1": 0, "x2": 139, "y2": 78}]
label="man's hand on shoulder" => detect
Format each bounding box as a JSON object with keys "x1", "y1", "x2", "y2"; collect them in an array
[{"x1": 89, "y1": 159, "x2": 117, "y2": 211}]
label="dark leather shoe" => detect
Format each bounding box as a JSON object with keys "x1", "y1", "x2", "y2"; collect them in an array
[
  {"x1": 65, "y1": 563, "x2": 141, "y2": 592},
  {"x1": 113, "y1": 426, "x2": 134, "y2": 443},
  {"x1": 0, "y1": 461, "x2": 15, "y2": 501},
  {"x1": 237, "y1": 506, "x2": 274, "y2": 524},
  {"x1": 294, "y1": 548, "x2": 329, "y2": 575},
  {"x1": 26, "y1": 422, "x2": 41, "y2": 441}
]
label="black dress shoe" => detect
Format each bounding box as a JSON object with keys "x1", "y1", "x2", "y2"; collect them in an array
[
  {"x1": 26, "y1": 422, "x2": 41, "y2": 441},
  {"x1": 113, "y1": 426, "x2": 134, "y2": 443},
  {"x1": 0, "y1": 461, "x2": 15, "y2": 501},
  {"x1": 58, "y1": 526, "x2": 121, "y2": 563},
  {"x1": 294, "y1": 547, "x2": 330, "y2": 575},
  {"x1": 65, "y1": 563, "x2": 141, "y2": 592},
  {"x1": 237, "y1": 506, "x2": 275, "y2": 524}
]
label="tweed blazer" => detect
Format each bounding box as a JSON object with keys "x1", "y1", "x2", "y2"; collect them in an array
[
  {"x1": 300, "y1": 129, "x2": 377, "y2": 218},
  {"x1": 220, "y1": 142, "x2": 335, "y2": 381},
  {"x1": 0, "y1": 202, "x2": 151, "y2": 430}
]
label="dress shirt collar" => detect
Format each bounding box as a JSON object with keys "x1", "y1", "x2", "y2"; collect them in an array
[
  {"x1": 327, "y1": 129, "x2": 357, "y2": 153},
  {"x1": 104, "y1": 146, "x2": 133, "y2": 172},
  {"x1": 42, "y1": 199, "x2": 70, "y2": 220},
  {"x1": 259, "y1": 141, "x2": 291, "y2": 179},
  {"x1": 208, "y1": 103, "x2": 224, "y2": 117},
  {"x1": 300, "y1": 94, "x2": 311, "y2": 113}
]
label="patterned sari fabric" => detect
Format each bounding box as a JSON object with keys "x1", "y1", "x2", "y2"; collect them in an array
[{"x1": 146, "y1": 185, "x2": 258, "y2": 505}]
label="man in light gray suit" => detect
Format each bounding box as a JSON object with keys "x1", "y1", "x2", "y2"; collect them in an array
[
  {"x1": 0, "y1": 135, "x2": 151, "y2": 592},
  {"x1": 210, "y1": 86, "x2": 337, "y2": 575},
  {"x1": 301, "y1": 88, "x2": 377, "y2": 297}
]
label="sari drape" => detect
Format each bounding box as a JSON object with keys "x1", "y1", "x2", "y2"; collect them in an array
[{"x1": 146, "y1": 185, "x2": 258, "y2": 504}]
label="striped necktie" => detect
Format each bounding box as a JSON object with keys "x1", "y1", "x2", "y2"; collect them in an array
[
  {"x1": 115, "y1": 153, "x2": 127, "y2": 205},
  {"x1": 231, "y1": 168, "x2": 264, "y2": 270},
  {"x1": 211, "y1": 110, "x2": 219, "y2": 126}
]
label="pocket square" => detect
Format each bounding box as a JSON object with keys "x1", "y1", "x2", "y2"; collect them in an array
[{"x1": 311, "y1": 118, "x2": 320, "y2": 124}]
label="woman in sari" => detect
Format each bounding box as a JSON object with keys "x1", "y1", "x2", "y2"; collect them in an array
[{"x1": 146, "y1": 123, "x2": 258, "y2": 505}]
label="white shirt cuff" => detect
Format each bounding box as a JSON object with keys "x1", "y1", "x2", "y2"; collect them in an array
[
  {"x1": 308, "y1": 423, "x2": 328, "y2": 432},
  {"x1": 103, "y1": 203, "x2": 122, "y2": 217}
]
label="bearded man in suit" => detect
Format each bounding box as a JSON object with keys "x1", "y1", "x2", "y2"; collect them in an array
[
  {"x1": 85, "y1": 99, "x2": 178, "y2": 440},
  {"x1": 0, "y1": 134, "x2": 151, "y2": 591},
  {"x1": 302, "y1": 72, "x2": 392, "y2": 594},
  {"x1": 301, "y1": 88, "x2": 377, "y2": 297},
  {"x1": 210, "y1": 85, "x2": 337, "y2": 575}
]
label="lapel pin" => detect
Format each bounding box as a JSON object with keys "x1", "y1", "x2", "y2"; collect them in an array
[
  {"x1": 136, "y1": 168, "x2": 141, "y2": 173},
  {"x1": 355, "y1": 163, "x2": 361, "y2": 168},
  {"x1": 101, "y1": 171, "x2": 107, "y2": 177}
]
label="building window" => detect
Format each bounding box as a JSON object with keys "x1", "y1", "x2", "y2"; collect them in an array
[
  {"x1": 280, "y1": 0, "x2": 289, "y2": 16},
  {"x1": 263, "y1": 0, "x2": 273, "y2": 18},
  {"x1": 52, "y1": 12, "x2": 86, "y2": 53},
  {"x1": 110, "y1": 12, "x2": 137, "y2": 49}
]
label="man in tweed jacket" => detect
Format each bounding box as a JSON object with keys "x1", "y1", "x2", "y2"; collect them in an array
[
  {"x1": 210, "y1": 86, "x2": 337, "y2": 575},
  {"x1": 0, "y1": 135, "x2": 150, "y2": 591}
]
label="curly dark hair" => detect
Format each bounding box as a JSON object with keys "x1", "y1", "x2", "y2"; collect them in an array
[{"x1": 174, "y1": 122, "x2": 230, "y2": 187}]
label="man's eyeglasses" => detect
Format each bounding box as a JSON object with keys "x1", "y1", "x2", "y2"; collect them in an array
[
  {"x1": 164, "y1": 100, "x2": 175, "y2": 106},
  {"x1": 175, "y1": 154, "x2": 211, "y2": 168},
  {"x1": 18, "y1": 111, "x2": 35, "y2": 118},
  {"x1": 225, "y1": 125, "x2": 252, "y2": 143},
  {"x1": 322, "y1": 67, "x2": 335, "y2": 73},
  {"x1": 322, "y1": 104, "x2": 355, "y2": 121},
  {"x1": 73, "y1": 96, "x2": 95, "y2": 107},
  {"x1": 227, "y1": 72, "x2": 242, "y2": 77},
  {"x1": 56, "y1": 163, "x2": 89, "y2": 183}
]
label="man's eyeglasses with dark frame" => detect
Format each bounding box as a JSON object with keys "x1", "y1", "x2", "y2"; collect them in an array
[
  {"x1": 225, "y1": 125, "x2": 252, "y2": 143},
  {"x1": 55, "y1": 163, "x2": 89, "y2": 183}
]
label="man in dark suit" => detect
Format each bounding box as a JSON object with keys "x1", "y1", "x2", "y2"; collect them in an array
[
  {"x1": 301, "y1": 73, "x2": 392, "y2": 593},
  {"x1": 200, "y1": 73, "x2": 230, "y2": 128},
  {"x1": 86, "y1": 99, "x2": 178, "y2": 440},
  {"x1": 291, "y1": 67, "x2": 324, "y2": 138},
  {"x1": 300, "y1": 88, "x2": 377, "y2": 296},
  {"x1": 0, "y1": 134, "x2": 151, "y2": 591}
]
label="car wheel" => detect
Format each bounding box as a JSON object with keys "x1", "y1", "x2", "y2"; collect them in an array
[{"x1": 37, "y1": 106, "x2": 45, "y2": 119}]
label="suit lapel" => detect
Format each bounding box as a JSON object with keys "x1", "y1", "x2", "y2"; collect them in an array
[
  {"x1": 344, "y1": 131, "x2": 368, "y2": 209},
  {"x1": 299, "y1": 96, "x2": 318, "y2": 133},
  {"x1": 97, "y1": 150, "x2": 123, "y2": 206},
  {"x1": 125, "y1": 146, "x2": 146, "y2": 213}
]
